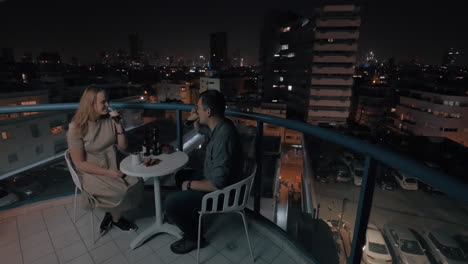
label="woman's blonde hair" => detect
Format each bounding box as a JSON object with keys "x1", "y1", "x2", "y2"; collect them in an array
[{"x1": 71, "y1": 86, "x2": 106, "y2": 137}]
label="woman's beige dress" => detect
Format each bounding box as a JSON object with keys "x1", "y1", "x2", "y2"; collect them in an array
[{"x1": 67, "y1": 117, "x2": 143, "y2": 211}]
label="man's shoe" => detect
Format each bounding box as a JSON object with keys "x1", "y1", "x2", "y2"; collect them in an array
[
  {"x1": 112, "y1": 217, "x2": 138, "y2": 232},
  {"x1": 99, "y1": 212, "x2": 113, "y2": 236},
  {"x1": 170, "y1": 236, "x2": 208, "y2": 254}
]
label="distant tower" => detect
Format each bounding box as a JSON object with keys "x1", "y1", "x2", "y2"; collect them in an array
[
  {"x1": 210, "y1": 32, "x2": 228, "y2": 70},
  {"x1": 232, "y1": 49, "x2": 241, "y2": 67},
  {"x1": 442, "y1": 48, "x2": 459, "y2": 66},
  {"x1": 308, "y1": 4, "x2": 361, "y2": 127},
  {"x1": 129, "y1": 33, "x2": 143, "y2": 63}
]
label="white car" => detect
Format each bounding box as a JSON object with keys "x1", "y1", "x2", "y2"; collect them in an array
[
  {"x1": 383, "y1": 224, "x2": 430, "y2": 264},
  {"x1": 422, "y1": 229, "x2": 467, "y2": 264},
  {"x1": 350, "y1": 160, "x2": 364, "y2": 186},
  {"x1": 362, "y1": 223, "x2": 392, "y2": 263},
  {"x1": 392, "y1": 170, "x2": 418, "y2": 190},
  {"x1": 341, "y1": 151, "x2": 355, "y2": 167},
  {"x1": 0, "y1": 186, "x2": 19, "y2": 207}
]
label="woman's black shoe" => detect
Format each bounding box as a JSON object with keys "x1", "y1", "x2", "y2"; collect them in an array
[
  {"x1": 99, "y1": 212, "x2": 113, "y2": 236},
  {"x1": 112, "y1": 217, "x2": 138, "y2": 232}
]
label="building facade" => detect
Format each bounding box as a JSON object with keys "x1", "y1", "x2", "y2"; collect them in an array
[
  {"x1": 391, "y1": 88, "x2": 468, "y2": 147},
  {"x1": 308, "y1": 4, "x2": 361, "y2": 127},
  {"x1": 210, "y1": 32, "x2": 228, "y2": 70}
]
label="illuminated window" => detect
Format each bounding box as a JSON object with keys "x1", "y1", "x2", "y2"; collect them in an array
[
  {"x1": 279, "y1": 77, "x2": 284, "y2": 82},
  {"x1": 272, "y1": 85, "x2": 278, "y2": 88},
  {"x1": 288, "y1": 85, "x2": 293, "y2": 91},
  {"x1": 1, "y1": 131, "x2": 12, "y2": 140},
  {"x1": 287, "y1": 53, "x2": 295, "y2": 58},
  {"x1": 21, "y1": 101, "x2": 37, "y2": 105},
  {"x1": 274, "y1": 54, "x2": 280, "y2": 57},
  {"x1": 282, "y1": 27, "x2": 291, "y2": 32},
  {"x1": 281, "y1": 44, "x2": 289, "y2": 50},
  {"x1": 50, "y1": 126, "x2": 65, "y2": 134},
  {"x1": 328, "y1": 38, "x2": 334, "y2": 43}
]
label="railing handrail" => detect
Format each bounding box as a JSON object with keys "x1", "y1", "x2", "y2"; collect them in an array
[{"x1": 1, "y1": 102, "x2": 467, "y2": 204}]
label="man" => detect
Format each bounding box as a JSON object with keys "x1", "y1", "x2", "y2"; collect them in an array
[{"x1": 163, "y1": 90, "x2": 242, "y2": 254}]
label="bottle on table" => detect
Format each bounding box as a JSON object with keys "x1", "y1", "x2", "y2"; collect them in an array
[
  {"x1": 142, "y1": 128, "x2": 150, "y2": 156},
  {"x1": 152, "y1": 126, "x2": 161, "y2": 155}
]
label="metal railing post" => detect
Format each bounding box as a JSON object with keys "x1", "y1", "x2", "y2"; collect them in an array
[
  {"x1": 348, "y1": 155, "x2": 377, "y2": 264},
  {"x1": 176, "y1": 109, "x2": 183, "y2": 151},
  {"x1": 254, "y1": 120, "x2": 263, "y2": 214}
]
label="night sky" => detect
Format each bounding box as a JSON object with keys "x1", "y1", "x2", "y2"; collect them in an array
[{"x1": 1, "y1": 0, "x2": 467, "y2": 65}]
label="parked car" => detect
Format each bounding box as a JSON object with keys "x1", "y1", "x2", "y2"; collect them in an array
[
  {"x1": 5, "y1": 173, "x2": 44, "y2": 199},
  {"x1": 332, "y1": 161, "x2": 351, "y2": 182},
  {"x1": 452, "y1": 235, "x2": 468, "y2": 259},
  {"x1": 421, "y1": 229, "x2": 467, "y2": 264},
  {"x1": 362, "y1": 223, "x2": 392, "y2": 263},
  {"x1": 392, "y1": 170, "x2": 418, "y2": 190},
  {"x1": 350, "y1": 160, "x2": 364, "y2": 186},
  {"x1": 420, "y1": 161, "x2": 444, "y2": 194},
  {"x1": 380, "y1": 173, "x2": 397, "y2": 191},
  {"x1": 383, "y1": 224, "x2": 431, "y2": 264},
  {"x1": 51, "y1": 162, "x2": 69, "y2": 172},
  {"x1": 419, "y1": 181, "x2": 445, "y2": 195},
  {"x1": 341, "y1": 151, "x2": 355, "y2": 167},
  {"x1": 0, "y1": 185, "x2": 19, "y2": 207}
]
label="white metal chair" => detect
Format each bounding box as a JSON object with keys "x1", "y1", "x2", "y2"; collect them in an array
[
  {"x1": 197, "y1": 160, "x2": 257, "y2": 263},
  {"x1": 64, "y1": 149, "x2": 97, "y2": 244}
]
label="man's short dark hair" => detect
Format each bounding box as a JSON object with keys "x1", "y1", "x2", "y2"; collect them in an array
[{"x1": 199, "y1": 90, "x2": 226, "y2": 117}]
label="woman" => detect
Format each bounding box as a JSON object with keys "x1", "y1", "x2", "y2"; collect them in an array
[{"x1": 67, "y1": 86, "x2": 143, "y2": 235}]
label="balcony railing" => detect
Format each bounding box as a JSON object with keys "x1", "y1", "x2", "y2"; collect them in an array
[{"x1": 1, "y1": 102, "x2": 468, "y2": 264}]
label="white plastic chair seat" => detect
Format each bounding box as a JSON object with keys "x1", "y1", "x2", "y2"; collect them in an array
[
  {"x1": 64, "y1": 149, "x2": 98, "y2": 244},
  {"x1": 197, "y1": 160, "x2": 257, "y2": 263}
]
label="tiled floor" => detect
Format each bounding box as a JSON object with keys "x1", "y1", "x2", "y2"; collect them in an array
[{"x1": 0, "y1": 195, "x2": 301, "y2": 264}]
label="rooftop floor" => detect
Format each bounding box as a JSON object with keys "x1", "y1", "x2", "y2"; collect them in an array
[{"x1": 0, "y1": 192, "x2": 310, "y2": 264}]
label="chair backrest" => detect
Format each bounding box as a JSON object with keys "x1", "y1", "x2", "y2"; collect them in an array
[
  {"x1": 64, "y1": 149, "x2": 83, "y2": 192},
  {"x1": 200, "y1": 160, "x2": 257, "y2": 214}
]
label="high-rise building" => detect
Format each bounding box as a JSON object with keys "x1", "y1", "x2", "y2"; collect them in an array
[
  {"x1": 232, "y1": 49, "x2": 241, "y2": 67},
  {"x1": 210, "y1": 32, "x2": 228, "y2": 70},
  {"x1": 307, "y1": 4, "x2": 361, "y2": 127},
  {"x1": 442, "y1": 48, "x2": 459, "y2": 66},
  {"x1": 353, "y1": 84, "x2": 394, "y2": 130},
  {"x1": 197, "y1": 55, "x2": 207, "y2": 67},
  {"x1": 258, "y1": 10, "x2": 308, "y2": 120},
  {"x1": 129, "y1": 33, "x2": 143, "y2": 63}
]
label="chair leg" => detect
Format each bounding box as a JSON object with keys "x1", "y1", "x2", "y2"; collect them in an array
[
  {"x1": 197, "y1": 213, "x2": 203, "y2": 264},
  {"x1": 238, "y1": 211, "x2": 255, "y2": 263},
  {"x1": 73, "y1": 187, "x2": 78, "y2": 223},
  {"x1": 90, "y1": 209, "x2": 95, "y2": 245}
]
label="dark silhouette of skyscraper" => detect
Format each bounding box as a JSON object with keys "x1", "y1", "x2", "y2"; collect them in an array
[
  {"x1": 129, "y1": 33, "x2": 143, "y2": 63},
  {"x1": 232, "y1": 49, "x2": 241, "y2": 67},
  {"x1": 210, "y1": 32, "x2": 228, "y2": 70}
]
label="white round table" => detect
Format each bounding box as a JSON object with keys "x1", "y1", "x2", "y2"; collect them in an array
[{"x1": 120, "y1": 151, "x2": 189, "y2": 249}]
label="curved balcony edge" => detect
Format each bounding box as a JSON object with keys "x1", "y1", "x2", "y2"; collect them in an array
[{"x1": 1, "y1": 102, "x2": 466, "y2": 204}]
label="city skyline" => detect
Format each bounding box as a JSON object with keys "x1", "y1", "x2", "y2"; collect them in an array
[{"x1": 1, "y1": 0, "x2": 467, "y2": 65}]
